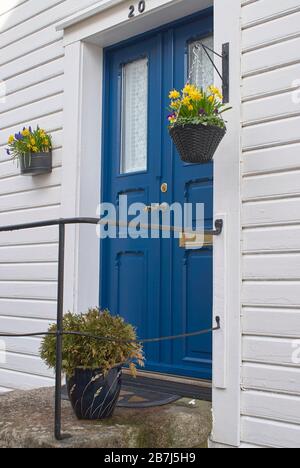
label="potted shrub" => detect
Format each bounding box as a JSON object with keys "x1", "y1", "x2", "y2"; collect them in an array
[
  {"x1": 6, "y1": 126, "x2": 52, "y2": 175},
  {"x1": 40, "y1": 308, "x2": 144, "y2": 421},
  {"x1": 168, "y1": 84, "x2": 230, "y2": 164}
]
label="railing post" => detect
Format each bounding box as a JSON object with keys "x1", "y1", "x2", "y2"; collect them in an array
[{"x1": 55, "y1": 222, "x2": 65, "y2": 441}]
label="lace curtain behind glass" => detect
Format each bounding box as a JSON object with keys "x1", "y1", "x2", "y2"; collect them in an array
[{"x1": 189, "y1": 36, "x2": 214, "y2": 90}]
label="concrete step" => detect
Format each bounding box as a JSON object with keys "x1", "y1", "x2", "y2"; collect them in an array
[{"x1": 0, "y1": 388, "x2": 212, "y2": 448}]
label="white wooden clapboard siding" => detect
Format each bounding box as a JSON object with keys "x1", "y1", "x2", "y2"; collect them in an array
[
  {"x1": 241, "y1": 0, "x2": 300, "y2": 447},
  {"x1": 0, "y1": 76, "x2": 64, "y2": 116},
  {"x1": 242, "y1": 391, "x2": 300, "y2": 425},
  {"x1": 243, "y1": 254, "x2": 300, "y2": 280},
  {"x1": 0, "y1": 0, "x2": 102, "y2": 391},
  {"x1": 241, "y1": 417, "x2": 300, "y2": 448},
  {"x1": 243, "y1": 198, "x2": 300, "y2": 227},
  {"x1": 242, "y1": 0, "x2": 300, "y2": 27},
  {"x1": 242, "y1": 143, "x2": 300, "y2": 176},
  {"x1": 242, "y1": 10, "x2": 300, "y2": 52},
  {"x1": 243, "y1": 116, "x2": 300, "y2": 151},
  {"x1": 0, "y1": 1, "x2": 27, "y2": 18},
  {"x1": 243, "y1": 281, "x2": 300, "y2": 308},
  {"x1": 4, "y1": 58, "x2": 64, "y2": 97},
  {"x1": 243, "y1": 225, "x2": 300, "y2": 253},
  {"x1": 243, "y1": 336, "x2": 298, "y2": 367},
  {"x1": 243, "y1": 171, "x2": 300, "y2": 200},
  {"x1": 242, "y1": 308, "x2": 300, "y2": 338},
  {"x1": 0, "y1": 298, "x2": 57, "y2": 320},
  {"x1": 242, "y1": 363, "x2": 300, "y2": 396},
  {"x1": 0, "y1": 368, "x2": 54, "y2": 391},
  {"x1": 243, "y1": 63, "x2": 300, "y2": 102},
  {"x1": 0, "y1": 316, "x2": 54, "y2": 334}
]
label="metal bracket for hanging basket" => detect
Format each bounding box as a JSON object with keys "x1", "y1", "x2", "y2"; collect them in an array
[{"x1": 195, "y1": 42, "x2": 230, "y2": 104}]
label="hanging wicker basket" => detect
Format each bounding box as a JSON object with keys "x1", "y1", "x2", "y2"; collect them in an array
[{"x1": 169, "y1": 123, "x2": 226, "y2": 164}]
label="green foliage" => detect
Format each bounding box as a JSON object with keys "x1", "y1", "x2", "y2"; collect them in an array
[
  {"x1": 168, "y1": 84, "x2": 231, "y2": 130},
  {"x1": 40, "y1": 308, "x2": 145, "y2": 377},
  {"x1": 175, "y1": 115, "x2": 226, "y2": 129}
]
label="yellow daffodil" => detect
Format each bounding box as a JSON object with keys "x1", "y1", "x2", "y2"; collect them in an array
[
  {"x1": 30, "y1": 138, "x2": 35, "y2": 145},
  {"x1": 182, "y1": 96, "x2": 191, "y2": 106},
  {"x1": 183, "y1": 84, "x2": 196, "y2": 95},
  {"x1": 170, "y1": 100, "x2": 181, "y2": 110},
  {"x1": 208, "y1": 95, "x2": 215, "y2": 103},
  {"x1": 32, "y1": 146, "x2": 38, "y2": 153},
  {"x1": 8, "y1": 135, "x2": 14, "y2": 144},
  {"x1": 208, "y1": 85, "x2": 223, "y2": 100},
  {"x1": 188, "y1": 104, "x2": 194, "y2": 111},
  {"x1": 169, "y1": 89, "x2": 180, "y2": 100},
  {"x1": 189, "y1": 90, "x2": 202, "y2": 101},
  {"x1": 22, "y1": 129, "x2": 30, "y2": 137}
]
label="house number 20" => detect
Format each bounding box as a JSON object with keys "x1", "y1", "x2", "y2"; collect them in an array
[{"x1": 128, "y1": 1, "x2": 146, "y2": 18}]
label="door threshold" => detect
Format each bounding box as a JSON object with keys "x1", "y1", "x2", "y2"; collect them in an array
[
  {"x1": 123, "y1": 369, "x2": 212, "y2": 388},
  {"x1": 122, "y1": 370, "x2": 212, "y2": 402}
]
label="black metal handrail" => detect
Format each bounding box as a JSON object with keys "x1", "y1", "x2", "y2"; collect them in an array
[{"x1": 0, "y1": 217, "x2": 223, "y2": 441}]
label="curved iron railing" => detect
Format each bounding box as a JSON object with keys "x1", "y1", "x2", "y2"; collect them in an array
[{"x1": 0, "y1": 217, "x2": 223, "y2": 441}]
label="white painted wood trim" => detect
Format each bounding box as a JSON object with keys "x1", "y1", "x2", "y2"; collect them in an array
[
  {"x1": 56, "y1": 0, "x2": 124, "y2": 31},
  {"x1": 213, "y1": 213, "x2": 227, "y2": 389},
  {"x1": 212, "y1": 0, "x2": 242, "y2": 448},
  {"x1": 59, "y1": 0, "x2": 213, "y2": 47},
  {"x1": 61, "y1": 41, "x2": 102, "y2": 313}
]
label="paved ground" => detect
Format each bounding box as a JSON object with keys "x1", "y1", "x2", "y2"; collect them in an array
[{"x1": 0, "y1": 388, "x2": 212, "y2": 448}]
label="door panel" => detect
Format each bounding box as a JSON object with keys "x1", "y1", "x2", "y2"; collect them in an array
[{"x1": 102, "y1": 11, "x2": 214, "y2": 380}]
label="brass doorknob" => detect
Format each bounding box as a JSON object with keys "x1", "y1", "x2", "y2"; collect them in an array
[{"x1": 161, "y1": 183, "x2": 168, "y2": 193}]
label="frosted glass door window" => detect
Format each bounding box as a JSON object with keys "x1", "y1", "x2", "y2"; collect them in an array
[
  {"x1": 189, "y1": 36, "x2": 214, "y2": 90},
  {"x1": 121, "y1": 58, "x2": 148, "y2": 174}
]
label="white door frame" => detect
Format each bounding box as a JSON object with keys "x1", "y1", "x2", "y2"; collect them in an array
[{"x1": 58, "y1": 0, "x2": 241, "y2": 447}]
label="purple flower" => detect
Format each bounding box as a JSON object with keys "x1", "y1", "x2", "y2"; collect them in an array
[
  {"x1": 15, "y1": 132, "x2": 23, "y2": 141},
  {"x1": 214, "y1": 109, "x2": 219, "y2": 115},
  {"x1": 199, "y1": 109, "x2": 206, "y2": 116},
  {"x1": 29, "y1": 126, "x2": 32, "y2": 133},
  {"x1": 6, "y1": 149, "x2": 10, "y2": 155}
]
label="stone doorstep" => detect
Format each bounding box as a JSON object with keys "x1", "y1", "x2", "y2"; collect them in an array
[{"x1": 0, "y1": 388, "x2": 212, "y2": 449}]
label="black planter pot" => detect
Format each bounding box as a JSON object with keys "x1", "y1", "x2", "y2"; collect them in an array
[
  {"x1": 20, "y1": 151, "x2": 52, "y2": 175},
  {"x1": 169, "y1": 123, "x2": 226, "y2": 164},
  {"x1": 66, "y1": 367, "x2": 122, "y2": 421}
]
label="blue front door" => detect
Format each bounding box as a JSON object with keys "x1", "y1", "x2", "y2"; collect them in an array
[{"x1": 101, "y1": 11, "x2": 214, "y2": 380}]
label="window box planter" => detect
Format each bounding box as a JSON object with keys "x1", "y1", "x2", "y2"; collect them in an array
[
  {"x1": 6, "y1": 126, "x2": 53, "y2": 176},
  {"x1": 169, "y1": 123, "x2": 226, "y2": 164},
  {"x1": 20, "y1": 151, "x2": 52, "y2": 176}
]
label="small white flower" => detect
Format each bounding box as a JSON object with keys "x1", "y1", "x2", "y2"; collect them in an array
[{"x1": 189, "y1": 399, "x2": 196, "y2": 406}]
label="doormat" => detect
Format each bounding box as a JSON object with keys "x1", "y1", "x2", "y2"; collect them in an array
[
  {"x1": 61, "y1": 374, "x2": 211, "y2": 409},
  {"x1": 117, "y1": 386, "x2": 180, "y2": 409},
  {"x1": 117, "y1": 374, "x2": 212, "y2": 408},
  {"x1": 61, "y1": 383, "x2": 179, "y2": 409}
]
